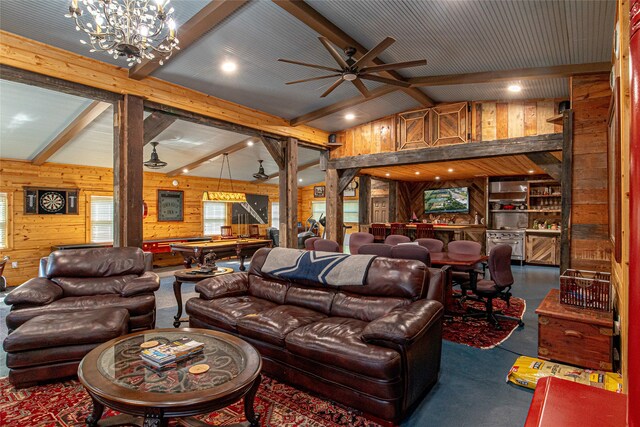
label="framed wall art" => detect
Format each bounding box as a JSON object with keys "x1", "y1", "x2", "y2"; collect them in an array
[
  {"x1": 24, "y1": 187, "x2": 79, "y2": 215},
  {"x1": 607, "y1": 77, "x2": 621, "y2": 262},
  {"x1": 157, "y1": 190, "x2": 184, "y2": 221},
  {"x1": 314, "y1": 186, "x2": 325, "y2": 198}
]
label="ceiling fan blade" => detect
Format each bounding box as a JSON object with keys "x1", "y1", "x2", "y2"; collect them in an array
[
  {"x1": 286, "y1": 74, "x2": 341, "y2": 85},
  {"x1": 278, "y1": 58, "x2": 341, "y2": 73},
  {"x1": 352, "y1": 78, "x2": 370, "y2": 98},
  {"x1": 360, "y1": 60, "x2": 427, "y2": 73},
  {"x1": 318, "y1": 37, "x2": 349, "y2": 69},
  {"x1": 353, "y1": 37, "x2": 395, "y2": 69},
  {"x1": 359, "y1": 74, "x2": 411, "y2": 88},
  {"x1": 321, "y1": 78, "x2": 345, "y2": 98}
]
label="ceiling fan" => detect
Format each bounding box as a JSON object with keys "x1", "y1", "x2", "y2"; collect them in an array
[
  {"x1": 278, "y1": 36, "x2": 426, "y2": 98},
  {"x1": 252, "y1": 160, "x2": 269, "y2": 180}
]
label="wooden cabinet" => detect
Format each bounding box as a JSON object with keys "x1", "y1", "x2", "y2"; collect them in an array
[
  {"x1": 526, "y1": 233, "x2": 560, "y2": 265},
  {"x1": 535, "y1": 289, "x2": 614, "y2": 370}
]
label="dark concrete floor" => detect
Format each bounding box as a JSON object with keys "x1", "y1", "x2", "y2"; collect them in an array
[{"x1": 0, "y1": 260, "x2": 558, "y2": 427}]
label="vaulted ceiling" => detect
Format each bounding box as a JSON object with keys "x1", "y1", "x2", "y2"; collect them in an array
[{"x1": 0, "y1": 0, "x2": 615, "y2": 183}]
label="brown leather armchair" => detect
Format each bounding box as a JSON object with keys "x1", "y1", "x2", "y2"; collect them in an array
[{"x1": 4, "y1": 247, "x2": 159, "y2": 333}]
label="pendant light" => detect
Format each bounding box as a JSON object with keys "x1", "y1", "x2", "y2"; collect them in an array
[
  {"x1": 202, "y1": 153, "x2": 247, "y2": 203},
  {"x1": 143, "y1": 142, "x2": 167, "y2": 169}
]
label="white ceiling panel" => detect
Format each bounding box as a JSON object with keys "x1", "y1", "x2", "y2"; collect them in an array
[
  {"x1": 0, "y1": 79, "x2": 93, "y2": 160},
  {"x1": 423, "y1": 78, "x2": 570, "y2": 103},
  {"x1": 307, "y1": 90, "x2": 419, "y2": 132},
  {"x1": 0, "y1": 0, "x2": 211, "y2": 67}
]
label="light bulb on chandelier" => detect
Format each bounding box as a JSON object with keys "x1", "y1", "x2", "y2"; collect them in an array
[{"x1": 66, "y1": 0, "x2": 180, "y2": 66}]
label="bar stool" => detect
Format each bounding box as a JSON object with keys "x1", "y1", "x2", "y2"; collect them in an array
[
  {"x1": 415, "y1": 223, "x2": 435, "y2": 239},
  {"x1": 370, "y1": 223, "x2": 387, "y2": 242},
  {"x1": 390, "y1": 223, "x2": 407, "y2": 236},
  {"x1": 249, "y1": 224, "x2": 260, "y2": 238},
  {"x1": 220, "y1": 226, "x2": 235, "y2": 240}
]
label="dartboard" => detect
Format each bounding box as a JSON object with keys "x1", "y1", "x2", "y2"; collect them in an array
[{"x1": 39, "y1": 191, "x2": 65, "y2": 213}]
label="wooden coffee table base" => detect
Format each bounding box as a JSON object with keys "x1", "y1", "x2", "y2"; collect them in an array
[{"x1": 85, "y1": 374, "x2": 261, "y2": 427}]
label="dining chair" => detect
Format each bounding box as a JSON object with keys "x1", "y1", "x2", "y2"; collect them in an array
[
  {"x1": 370, "y1": 223, "x2": 387, "y2": 242},
  {"x1": 463, "y1": 244, "x2": 524, "y2": 329},
  {"x1": 313, "y1": 239, "x2": 340, "y2": 253},
  {"x1": 358, "y1": 243, "x2": 393, "y2": 258},
  {"x1": 249, "y1": 224, "x2": 260, "y2": 238},
  {"x1": 389, "y1": 223, "x2": 407, "y2": 236},
  {"x1": 447, "y1": 240, "x2": 484, "y2": 291},
  {"x1": 416, "y1": 238, "x2": 444, "y2": 253},
  {"x1": 220, "y1": 226, "x2": 235, "y2": 240},
  {"x1": 390, "y1": 244, "x2": 431, "y2": 267},
  {"x1": 385, "y1": 235, "x2": 411, "y2": 245},
  {"x1": 415, "y1": 223, "x2": 435, "y2": 239},
  {"x1": 304, "y1": 237, "x2": 320, "y2": 250},
  {"x1": 349, "y1": 232, "x2": 375, "y2": 254}
]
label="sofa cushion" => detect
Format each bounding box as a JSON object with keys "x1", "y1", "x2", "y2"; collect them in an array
[
  {"x1": 185, "y1": 296, "x2": 278, "y2": 332},
  {"x1": 285, "y1": 285, "x2": 335, "y2": 315},
  {"x1": 46, "y1": 247, "x2": 145, "y2": 278},
  {"x1": 5, "y1": 294, "x2": 155, "y2": 331},
  {"x1": 331, "y1": 293, "x2": 409, "y2": 322},
  {"x1": 237, "y1": 305, "x2": 327, "y2": 347},
  {"x1": 4, "y1": 277, "x2": 63, "y2": 306},
  {"x1": 52, "y1": 275, "x2": 137, "y2": 296},
  {"x1": 248, "y1": 275, "x2": 288, "y2": 304},
  {"x1": 285, "y1": 317, "x2": 401, "y2": 380}
]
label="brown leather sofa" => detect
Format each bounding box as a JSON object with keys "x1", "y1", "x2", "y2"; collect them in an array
[
  {"x1": 186, "y1": 247, "x2": 445, "y2": 424},
  {"x1": 4, "y1": 247, "x2": 160, "y2": 333}
]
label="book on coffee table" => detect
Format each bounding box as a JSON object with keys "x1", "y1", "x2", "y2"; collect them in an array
[{"x1": 141, "y1": 337, "x2": 204, "y2": 368}]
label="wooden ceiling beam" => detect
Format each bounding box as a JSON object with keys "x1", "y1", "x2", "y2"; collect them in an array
[
  {"x1": 143, "y1": 111, "x2": 177, "y2": 145},
  {"x1": 259, "y1": 136, "x2": 285, "y2": 169},
  {"x1": 129, "y1": 0, "x2": 249, "y2": 79},
  {"x1": 252, "y1": 159, "x2": 320, "y2": 183},
  {"x1": 526, "y1": 152, "x2": 562, "y2": 181},
  {"x1": 166, "y1": 137, "x2": 252, "y2": 177},
  {"x1": 409, "y1": 62, "x2": 611, "y2": 86},
  {"x1": 329, "y1": 133, "x2": 564, "y2": 169},
  {"x1": 338, "y1": 168, "x2": 361, "y2": 194},
  {"x1": 272, "y1": 0, "x2": 434, "y2": 107},
  {"x1": 32, "y1": 100, "x2": 110, "y2": 165},
  {"x1": 290, "y1": 86, "x2": 397, "y2": 126}
]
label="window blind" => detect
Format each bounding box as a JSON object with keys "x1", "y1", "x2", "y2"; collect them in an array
[
  {"x1": 271, "y1": 203, "x2": 280, "y2": 228},
  {"x1": 312, "y1": 200, "x2": 359, "y2": 223},
  {"x1": 203, "y1": 202, "x2": 226, "y2": 235},
  {"x1": 90, "y1": 196, "x2": 114, "y2": 243},
  {"x1": 0, "y1": 193, "x2": 7, "y2": 249}
]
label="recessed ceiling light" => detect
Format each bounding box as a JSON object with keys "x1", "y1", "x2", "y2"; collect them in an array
[
  {"x1": 221, "y1": 61, "x2": 237, "y2": 73},
  {"x1": 415, "y1": 171, "x2": 420, "y2": 175},
  {"x1": 528, "y1": 169, "x2": 535, "y2": 174},
  {"x1": 447, "y1": 168, "x2": 454, "y2": 172},
  {"x1": 345, "y1": 113, "x2": 355, "y2": 120},
  {"x1": 298, "y1": 178, "x2": 303, "y2": 182},
  {"x1": 182, "y1": 168, "x2": 189, "y2": 173},
  {"x1": 385, "y1": 173, "x2": 390, "y2": 177},
  {"x1": 247, "y1": 140, "x2": 254, "y2": 146},
  {"x1": 508, "y1": 84, "x2": 522, "y2": 92},
  {"x1": 435, "y1": 176, "x2": 441, "y2": 180}
]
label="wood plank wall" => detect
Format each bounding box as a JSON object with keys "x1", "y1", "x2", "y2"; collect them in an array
[
  {"x1": 569, "y1": 75, "x2": 612, "y2": 272},
  {"x1": 397, "y1": 179, "x2": 486, "y2": 223},
  {"x1": 0, "y1": 159, "x2": 278, "y2": 285}
]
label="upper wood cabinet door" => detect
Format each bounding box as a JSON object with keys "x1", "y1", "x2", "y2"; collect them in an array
[
  {"x1": 397, "y1": 109, "x2": 430, "y2": 150},
  {"x1": 430, "y1": 102, "x2": 469, "y2": 147}
]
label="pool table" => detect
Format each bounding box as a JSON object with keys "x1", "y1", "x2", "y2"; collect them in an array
[{"x1": 170, "y1": 238, "x2": 272, "y2": 271}]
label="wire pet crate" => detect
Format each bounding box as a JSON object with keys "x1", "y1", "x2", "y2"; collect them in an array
[{"x1": 560, "y1": 269, "x2": 611, "y2": 311}]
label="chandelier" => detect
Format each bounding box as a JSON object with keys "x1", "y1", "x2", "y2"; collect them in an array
[
  {"x1": 66, "y1": 0, "x2": 180, "y2": 66},
  {"x1": 202, "y1": 154, "x2": 247, "y2": 203},
  {"x1": 143, "y1": 142, "x2": 167, "y2": 169}
]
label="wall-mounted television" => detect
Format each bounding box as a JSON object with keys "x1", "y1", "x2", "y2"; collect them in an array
[{"x1": 424, "y1": 187, "x2": 470, "y2": 214}]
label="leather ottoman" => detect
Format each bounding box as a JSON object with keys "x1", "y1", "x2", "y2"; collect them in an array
[{"x1": 3, "y1": 308, "x2": 129, "y2": 388}]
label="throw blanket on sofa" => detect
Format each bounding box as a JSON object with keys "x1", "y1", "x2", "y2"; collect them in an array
[{"x1": 261, "y1": 247, "x2": 376, "y2": 286}]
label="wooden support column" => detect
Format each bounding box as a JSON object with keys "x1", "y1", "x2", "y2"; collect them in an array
[
  {"x1": 560, "y1": 110, "x2": 573, "y2": 273},
  {"x1": 358, "y1": 175, "x2": 371, "y2": 226},
  {"x1": 388, "y1": 181, "x2": 398, "y2": 222},
  {"x1": 114, "y1": 95, "x2": 144, "y2": 248},
  {"x1": 279, "y1": 137, "x2": 298, "y2": 248},
  {"x1": 325, "y1": 168, "x2": 344, "y2": 245}
]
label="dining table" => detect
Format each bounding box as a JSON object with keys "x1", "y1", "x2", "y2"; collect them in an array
[{"x1": 430, "y1": 251, "x2": 489, "y2": 313}]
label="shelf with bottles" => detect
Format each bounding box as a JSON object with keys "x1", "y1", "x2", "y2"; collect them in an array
[{"x1": 528, "y1": 180, "x2": 561, "y2": 211}]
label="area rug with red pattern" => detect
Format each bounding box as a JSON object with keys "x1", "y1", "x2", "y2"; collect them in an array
[
  {"x1": 443, "y1": 294, "x2": 526, "y2": 349},
  {"x1": 0, "y1": 375, "x2": 383, "y2": 427}
]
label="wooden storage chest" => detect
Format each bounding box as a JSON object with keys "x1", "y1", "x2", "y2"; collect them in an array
[{"x1": 535, "y1": 289, "x2": 614, "y2": 370}]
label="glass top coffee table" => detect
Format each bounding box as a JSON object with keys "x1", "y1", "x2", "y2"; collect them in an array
[{"x1": 78, "y1": 328, "x2": 262, "y2": 427}]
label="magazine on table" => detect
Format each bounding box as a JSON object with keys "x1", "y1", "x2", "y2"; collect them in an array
[{"x1": 141, "y1": 337, "x2": 204, "y2": 368}]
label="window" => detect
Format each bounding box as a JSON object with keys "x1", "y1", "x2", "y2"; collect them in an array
[
  {"x1": 271, "y1": 202, "x2": 280, "y2": 228},
  {"x1": 90, "y1": 196, "x2": 114, "y2": 243},
  {"x1": 311, "y1": 200, "x2": 359, "y2": 223},
  {"x1": 203, "y1": 202, "x2": 226, "y2": 235},
  {"x1": 0, "y1": 193, "x2": 7, "y2": 249},
  {"x1": 343, "y1": 200, "x2": 359, "y2": 223}
]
